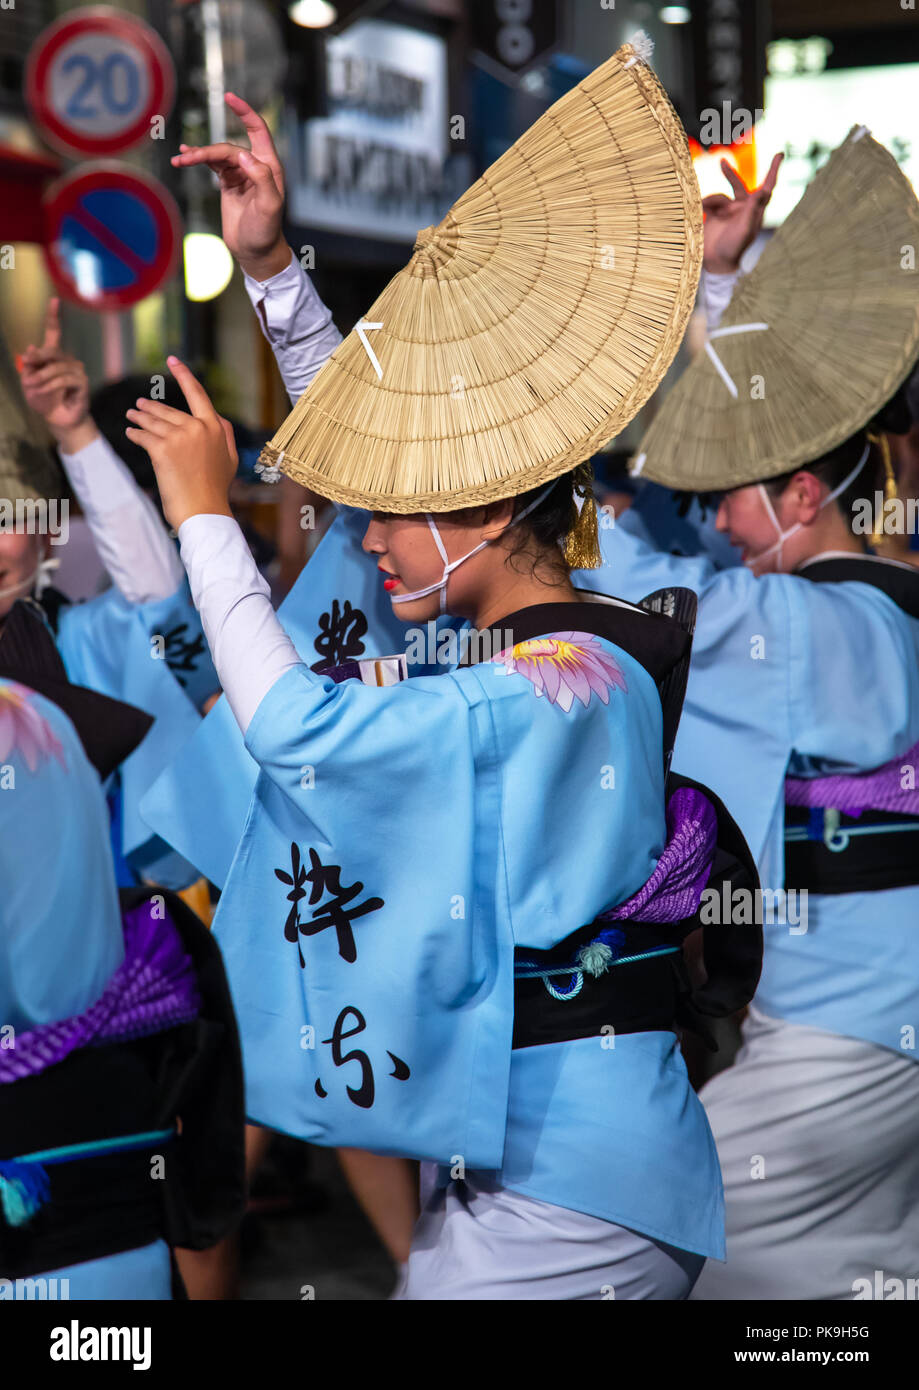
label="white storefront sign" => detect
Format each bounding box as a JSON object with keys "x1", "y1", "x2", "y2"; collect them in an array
[{"x1": 287, "y1": 19, "x2": 450, "y2": 242}]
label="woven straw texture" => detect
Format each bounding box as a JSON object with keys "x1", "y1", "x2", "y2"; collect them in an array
[
  {"x1": 0, "y1": 330, "x2": 62, "y2": 505},
  {"x1": 262, "y1": 40, "x2": 702, "y2": 512},
  {"x1": 635, "y1": 127, "x2": 919, "y2": 491}
]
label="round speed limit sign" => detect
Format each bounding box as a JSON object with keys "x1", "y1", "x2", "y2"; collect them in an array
[{"x1": 26, "y1": 7, "x2": 175, "y2": 158}]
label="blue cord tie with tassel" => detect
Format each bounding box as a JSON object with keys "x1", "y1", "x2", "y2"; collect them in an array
[
  {"x1": 514, "y1": 926, "x2": 679, "y2": 1001},
  {"x1": 0, "y1": 1127, "x2": 175, "y2": 1228}
]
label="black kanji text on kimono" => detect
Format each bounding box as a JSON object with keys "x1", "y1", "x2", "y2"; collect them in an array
[
  {"x1": 313, "y1": 1006, "x2": 411, "y2": 1110},
  {"x1": 310, "y1": 598, "x2": 368, "y2": 671},
  {"x1": 275, "y1": 843, "x2": 384, "y2": 966},
  {"x1": 160, "y1": 622, "x2": 207, "y2": 686}
]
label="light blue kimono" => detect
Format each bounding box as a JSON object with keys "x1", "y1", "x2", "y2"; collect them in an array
[
  {"x1": 0, "y1": 680, "x2": 171, "y2": 1298},
  {"x1": 208, "y1": 632, "x2": 724, "y2": 1258},
  {"x1": 140, "y1": 509, "x2": 458, "y2": 888},
  {"x1": 582, "y1": 517, "x2": 919, "y2": 1059},
  {"x1": 54, "y1": 583, "x2": 203, "y2": 887}
]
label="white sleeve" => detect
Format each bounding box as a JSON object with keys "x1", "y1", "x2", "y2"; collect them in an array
[
  {"x1": 58, "y1": 433, "x2": 185, "y2": 605},
  {"x1": 698, "y1": 270, "x2": 741, "y2": 332},
  {"x1": 178, "y1": 512, "x2": 301, "y2": 733},
  {"x1": 243, "y1": 249, "x2": 343, "y2": 406}
]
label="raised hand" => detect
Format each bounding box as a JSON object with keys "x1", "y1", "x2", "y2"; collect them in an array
[
  {"x1": 171, "y1": 93, "x2": 290, "y2": 281},
  {"x1": 125, "y1": 359, "x2": 239, "y2": 530},
  {"x1": 19, "y1": 299, "x2": 95, "y2": 452},
  {"x1": 702, "y1": 153, "x2": 783, "y2": 275}
]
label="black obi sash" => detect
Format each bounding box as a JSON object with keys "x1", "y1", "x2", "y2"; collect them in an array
[
  {"x1": 464, "y1": 593, "x2": 762, "y2": 1050},
  {"x1": 0, "y1": 888, "x2": 246, "y2": 1280},
  {"x1": 785, "y1": 555, "x2": 919, "y2": 894}
]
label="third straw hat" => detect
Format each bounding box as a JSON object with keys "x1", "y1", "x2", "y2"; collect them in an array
[{"x1": 633, "y1": 127, "x2": 919, "y2": 491}]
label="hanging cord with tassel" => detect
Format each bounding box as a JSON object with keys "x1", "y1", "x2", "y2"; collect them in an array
[
  {"x1": 563, "y1": 461, "x2": 603, "y2": 569},
  {"x1": 867, "y1": 431, "x2": 898, "y2": 551}
]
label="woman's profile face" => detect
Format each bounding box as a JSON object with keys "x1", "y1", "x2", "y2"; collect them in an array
[
  {"x1": 361, "y1": 510, "x2": 493, "y2": 623},
  {"x1": 0, "y1": 531, "x2": 42, "y2": 621}
]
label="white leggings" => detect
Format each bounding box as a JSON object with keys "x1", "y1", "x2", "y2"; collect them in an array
[
  {"x1": 393, "y1": 1172, "x2": 705, "y2": 1300},
  {"x1": 690, "y1": 1007, "x2": 919, "y2": 1301}
]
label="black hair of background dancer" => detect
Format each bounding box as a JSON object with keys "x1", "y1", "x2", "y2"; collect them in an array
[
  {"x1": 764, "y1": 384, "x2": 914, "y2": 526},
  {"x1": 91, "y1": 374, "x2": 187, "y2": 496},
  {"x1": 90, "y1": 375, "x2": 269, "y2": 516}
]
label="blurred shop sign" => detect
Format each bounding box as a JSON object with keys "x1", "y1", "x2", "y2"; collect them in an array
[
  {"x1": 689, "y1": 0, "x2": 767, "y2": 145},
  {"x1": 287, "y1": 19, "x2": 449, "y2": 243},
  {"x1": 25, "y1": 6, "x2": 175, "y2": 158},
  {"x1": 43, "y1": 164, "x2": 181, "y2": 310},
  {"x1": 471, "y1": 0, "x2": 558, "y2": 81}
]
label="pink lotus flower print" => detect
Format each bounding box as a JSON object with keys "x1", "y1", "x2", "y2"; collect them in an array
[
  {"x1": 491, "y1": 631, "x2": 627, "y2": 711},
  {"x1": 0, "y1": 682, "x2": 65, "y2": 772}
]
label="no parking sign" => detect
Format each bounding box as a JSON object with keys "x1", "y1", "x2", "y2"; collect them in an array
[
  {"x1": 43, "y1": 165, "x2": 181, "y2": 311},
  {"x1": 26, "y1": 7, "x2": 175, "y2": 158}
]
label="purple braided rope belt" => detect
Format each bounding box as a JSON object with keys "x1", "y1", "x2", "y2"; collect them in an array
[
  {"x1": 0, "y1": 900, "x2": 200, "y2": 1083},
  {"x1": 785, "y1": 738, "x2": 919, "y2": 818},
  {"x1": 600, "y1": 785, "x2": 719, "y2": 925}
]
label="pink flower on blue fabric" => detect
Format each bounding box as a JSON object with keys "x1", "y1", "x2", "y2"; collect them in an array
[
  {"x1": 0, "y1": 682, "x2": 65, "y2": 772},
  {"x1": 491, "y1": 632, "x2": 627, "y2": 711}
]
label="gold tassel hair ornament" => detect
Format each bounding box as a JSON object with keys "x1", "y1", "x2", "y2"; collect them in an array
[
  {"x1": 867, "y1": 430, "x2": 898, "y2": 548},
  {"x1": 563, "y1": 462, "x2": 603, "y2": 569}
]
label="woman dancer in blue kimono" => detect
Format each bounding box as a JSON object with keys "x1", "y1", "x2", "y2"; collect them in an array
[
  {"x1": 127, "y1": 352, "x2": 764, "y2": 1299},
  {"x1": 125, "y1": 42, "x2": 766, "y2": 1297},
  {"x1": 582, "y1": 133, "x2": 919, "y2": 1298},
  {"x1": 0, "y1": 673, "x2": 245, "y2": 1297},
  {"x1": 1, "y1": 306, "x2": 216, "y2": 884}
]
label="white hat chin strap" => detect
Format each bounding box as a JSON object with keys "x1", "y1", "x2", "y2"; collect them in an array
[
  {"x1": 746, "y1": 441, "x2": 871, "y2": 571},
  {"x1": 390, "y1": 482, "x2": 556, "y2": 614}
]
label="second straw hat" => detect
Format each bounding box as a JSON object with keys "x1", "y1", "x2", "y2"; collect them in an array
[
  {"x1": 633, "y1": 126, "x2": 919, "y2": 491},
  {"x1": 260, "y1": 36, "x2": 702, "y2": 513}
]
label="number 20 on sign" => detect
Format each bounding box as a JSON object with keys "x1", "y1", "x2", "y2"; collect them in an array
[{"x1": 26, "y1": 6, "x2": 175, "y2": 158}]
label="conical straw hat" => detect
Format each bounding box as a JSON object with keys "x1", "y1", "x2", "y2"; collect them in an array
[
  {"x1": 633, "y1": 127, "x2": 919, "y2": 491},
  {"x1": 261, "y1": 37, "x2": 702, "y2": 512},
  {"x1": 0, "y1": 330, "x2": 63, "y2": 506}
]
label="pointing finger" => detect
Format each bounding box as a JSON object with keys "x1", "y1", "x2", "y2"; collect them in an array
[
  {"x1": 225, "y1": 93, "x2": 283, "y2": 176},
  {"x1": 166, "y1": 356, "x2": 216, "y2": 422},
  {"x1": 758, "y1": 151, "x2": 784, "y2": 198},
  {"x1": 42, "y1": 298, "x2": 62, "y2": 352}
]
